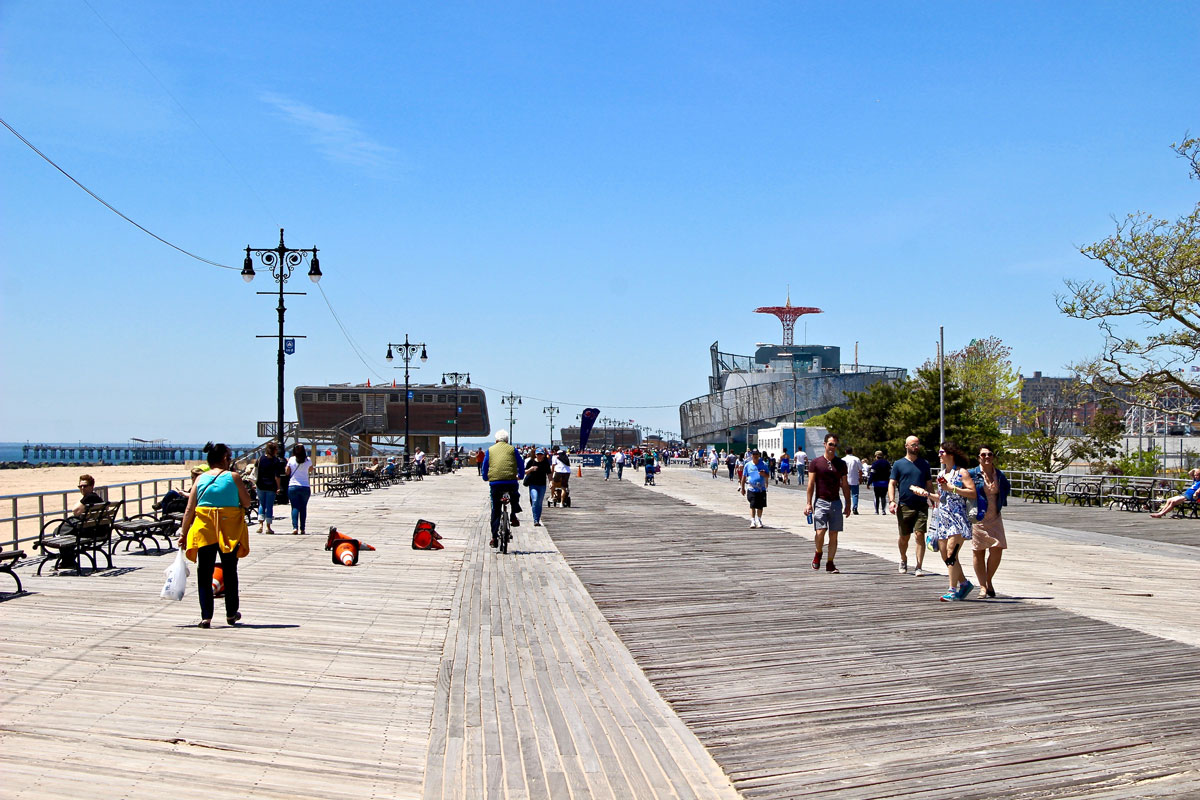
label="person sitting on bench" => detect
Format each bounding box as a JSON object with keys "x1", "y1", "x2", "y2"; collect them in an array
[
  {"x1": 56, "y1": 474, "x2": 105, "y2": 570},
  {"x1": 1150, "y1": 468, "x2": 1200, "y2": 518}
]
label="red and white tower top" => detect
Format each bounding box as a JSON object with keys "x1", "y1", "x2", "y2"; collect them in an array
[{"x1": 753, "y1": 291, "x2": 822, "y2": 346}]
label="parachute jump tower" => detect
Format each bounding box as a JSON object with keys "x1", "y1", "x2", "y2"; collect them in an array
[{"x1": 753, "y1": 292, "x2": 822, "y2": 346}]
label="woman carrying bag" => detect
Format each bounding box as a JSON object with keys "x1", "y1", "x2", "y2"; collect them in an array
[{"x1": 178, "y1": 442, "x2": 253, "y2": 628}]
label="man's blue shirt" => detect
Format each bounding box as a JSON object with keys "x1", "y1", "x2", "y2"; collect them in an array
[{"x1": 745, "y1": 459, "x2": 768, "y2": 492}]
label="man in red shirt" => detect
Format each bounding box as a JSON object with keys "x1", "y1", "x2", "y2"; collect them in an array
[{"x1": 804, "y1": 433, "x2": 852, "y2": 573}]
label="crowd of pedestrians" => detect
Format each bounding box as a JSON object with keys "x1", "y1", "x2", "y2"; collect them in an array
[{"x1": 694, "y1": 433, "x2": 1013, "y2": 602}]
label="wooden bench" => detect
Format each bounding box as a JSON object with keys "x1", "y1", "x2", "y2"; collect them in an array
[
  {"x1": 111, "y1": 513, "x2": 178, "y2": 556},
  {"x1": 1023, "y1": 480, "x2": 1058, "y2": 503},
  {"x1": 1175, "y1": 499, "x2": 1200, "y2": 519},
  {"x1": 1107, "y1": 480, "x2": 1157, "y2": 512},
  {"x1": 1064, "y1": 480, "x2": 1102, "y2": 507},
  {"x1": 1, "y1": 550, "x2": 28, "y2": 593},
  {"x1": 34, "y1": 501, "x2": 123, "y2": 574}
]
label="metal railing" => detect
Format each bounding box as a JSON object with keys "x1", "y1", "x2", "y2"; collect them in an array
[
  {"x1": 2, "y1": 474, "x2": 193, "y2": 553},
  {"x1": 1005, "y1": 470, "x2": 1194, "y2": 506}
]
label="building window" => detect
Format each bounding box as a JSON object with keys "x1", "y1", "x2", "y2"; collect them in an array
[
  {"x1": 301, "y1": 393, "x2": 314, "y2": 401},
  {"x1": 351, "y1": 394, "x2": 360, "y2": 402},
  {"x1": 389, "y1": 394, "x2": 399, "y2": 402},
  {"x1": 437, "y1": 394, "x2": 447, "y2": 403}
]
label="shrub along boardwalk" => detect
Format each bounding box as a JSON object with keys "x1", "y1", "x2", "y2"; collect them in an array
[{"x1": 547, "y1": 476, "x2": 1200, "y2": 799}]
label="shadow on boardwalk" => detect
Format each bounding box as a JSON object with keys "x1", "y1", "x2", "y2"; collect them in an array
[{"x1": 548, "y1": 479, "x2": 1200, "y2": 799}]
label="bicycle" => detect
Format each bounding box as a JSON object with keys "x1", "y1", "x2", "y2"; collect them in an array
[{"x1": 497, "y1": 492, "x2": 512, "y2": 554}]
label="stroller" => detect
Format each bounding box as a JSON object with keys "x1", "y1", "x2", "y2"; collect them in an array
[
  {"x1": 549, "y1": 473, "x2": 571, "y2": 507},
  {"x1": 643, "y1": 459, "x2": 656, "y2": 486}
]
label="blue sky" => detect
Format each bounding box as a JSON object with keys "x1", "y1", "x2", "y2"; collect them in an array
[{"x1": 2, "y1": 1, "x2": 1197, "y2": 444}]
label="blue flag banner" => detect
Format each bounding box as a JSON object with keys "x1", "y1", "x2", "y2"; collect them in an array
[{"x1": 579, "y1": 408, "x2": 601, "y2": 450}]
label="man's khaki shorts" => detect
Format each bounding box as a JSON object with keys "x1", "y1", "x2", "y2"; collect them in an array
[{"x1": 896, "y1": 504, "x2": 928, "y2": 537}]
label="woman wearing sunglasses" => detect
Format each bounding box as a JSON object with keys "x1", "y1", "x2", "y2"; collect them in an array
[
  {"x1": 968, "y1": 447, "x2": 1009, "y2": 598},
  {"x1": 929, "y1": 440, "x2": 977, "y2": 601}
]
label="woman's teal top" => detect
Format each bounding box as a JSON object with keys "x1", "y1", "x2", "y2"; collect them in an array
[{"x1": 196, "y1": 470, "x2": 241, "y2": 508}]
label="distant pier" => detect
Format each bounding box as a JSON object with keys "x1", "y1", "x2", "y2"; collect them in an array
[{"x1": 18, "y1": 443, "x2": 236, "y2": 465}]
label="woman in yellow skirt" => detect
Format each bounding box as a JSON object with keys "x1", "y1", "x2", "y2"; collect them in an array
[{"x1": 178, "y1": 443, "x2": 253, "y2": 628}]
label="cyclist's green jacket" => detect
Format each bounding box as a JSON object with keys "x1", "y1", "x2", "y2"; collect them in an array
[{"x1": 483, "y1": 443, "x2": 524, "y2": 483}]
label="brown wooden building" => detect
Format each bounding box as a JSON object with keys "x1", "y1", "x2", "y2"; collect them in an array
[{"x1": 295, "y1": 384, "x2": 490, "y2": 456}]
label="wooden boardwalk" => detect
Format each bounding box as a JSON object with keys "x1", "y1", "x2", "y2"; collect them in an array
[
  {"x1": 1, "y1": 472, "x2": 736, "y2": 799},
  {"x1": 421, "y1": 503, "x2": 736, "y2": 800},
  {"x1": 1, "y1": 479, "x2": 470, "y2": 799},
  {"x1": 548, "y1": 476, "x2": 1200, "y2": 799}
]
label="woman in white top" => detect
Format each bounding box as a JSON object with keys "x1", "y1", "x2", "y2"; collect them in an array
[{"x1": 285, "y1": 444, "x2": 313, "y2": 535}]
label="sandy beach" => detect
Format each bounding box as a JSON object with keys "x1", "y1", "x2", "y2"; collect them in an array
[
  {"x1": 0, "y1": 456, "x2": 342, "y2": 498},
  {"x1": 0, "y1": 464, "x2": 194, "y2": 497}
]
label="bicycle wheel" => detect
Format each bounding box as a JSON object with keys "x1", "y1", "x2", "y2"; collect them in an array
[{"x1": 499, "y1": 500, "x2": 511, "y2": 554}]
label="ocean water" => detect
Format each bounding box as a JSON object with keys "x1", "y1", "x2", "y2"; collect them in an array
[{"x1": 0, "y1": 442, "x2": 257, "y2": 463}]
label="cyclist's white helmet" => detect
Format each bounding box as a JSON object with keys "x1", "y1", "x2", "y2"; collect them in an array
[{"x1": 495, "y1": 430, "x2": 509, "y2": 442}]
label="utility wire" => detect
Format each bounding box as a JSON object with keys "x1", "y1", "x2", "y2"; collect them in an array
[
  {"x1": 2, "y1": 115, "x2": 395, "y2": 386},
  {"x1": 315, "y1": 283, "x2": 386, "y2": 381},
  {"x1": 3, "y1": 118, "x2": 677, "y2": 414},
  {"x1": 81, "y1": 0, "x2": 275, "y2": 222},
  {"x1": 1, "y1": 115, "x2": 237, "y2": 270},
  {"x1": 468, "y1": 380, "x2": 678, "y2": 410}
]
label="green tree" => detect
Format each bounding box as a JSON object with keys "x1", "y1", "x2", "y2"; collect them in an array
[
  {"x1": 1073, "y1": 404, "x2": 1125, "y2": 473},
  {"x1": 808, "y1": 380, "x2": 907, "y2": 459},
  {"x1": 1111, "y1": 446, "x2": 1162, "y2": 477},
  {"x1": 1001, "y1": 379, "x2": 1086, "y2": 473},
  {"x1": 889, "y1": 367, "x2": 1001, "y2": 460},
  {"x1": 922, "y1": 336, "x2": 1024, "y2": 431},
  {"x1": 1058, "y1": 136, "x2": 1200, "y2": 416}
]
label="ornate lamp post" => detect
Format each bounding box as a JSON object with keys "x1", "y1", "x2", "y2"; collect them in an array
[
  {"x1": 385, "y1": 334, "x2": 428, "y2": 469},
  {"x1": 442, "y1": 371, "x2": 470, "y2": 461},
  {"x1": 501, "y1": 392, "x2": 522, "y2": 442},
  {"x1": 243, "y1": 228, "x2": 321, "y2": 451},
  {"x1": 543, "y1": 405, "x2": 560, "y2": 448}
]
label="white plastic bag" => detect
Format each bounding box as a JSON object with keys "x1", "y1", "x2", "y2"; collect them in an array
[{"x1": 161, "y1": 548, "x2": 189, "y2": 601}]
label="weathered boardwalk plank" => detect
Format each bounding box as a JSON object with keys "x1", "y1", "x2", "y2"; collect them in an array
[
  {"x1": 548, "y1": 477, "x2": 1200, "y2": 799},
  {"x1": 1, "y1": 479, "x2": 470, "y2": 800},
  {"x1": 422, "y1": 502, "x2": 739, "y2": 800}
]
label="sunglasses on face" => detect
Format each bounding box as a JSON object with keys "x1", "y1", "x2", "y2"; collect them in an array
[{"x1": 979, "y1": 453, "x2": 994, "y2": 458}]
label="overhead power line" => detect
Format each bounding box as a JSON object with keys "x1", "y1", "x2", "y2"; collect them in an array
[
  {"x1": 1, "y1": 115, "x2": 237, "y2": 270},
  {"x1": 3, "y1": 117, "x2": 679, "y2": 415},
  {"x1": 81, "y1": 0, "x2": 275, "y2": 222}
]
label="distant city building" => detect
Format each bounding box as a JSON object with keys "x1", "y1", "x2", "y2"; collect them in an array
[{"x1": 1017, "y1": 371, "x2": 1126, "y2": 434}]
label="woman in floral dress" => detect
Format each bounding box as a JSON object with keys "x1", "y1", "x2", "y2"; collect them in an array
[{"x1": 929, "y1": 440, "x2": 977, "y2": 601}]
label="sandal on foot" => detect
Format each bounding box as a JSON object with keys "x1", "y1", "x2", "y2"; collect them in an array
[{"x1": 197, "y1": 620, "x2": 211, "y2": 629}]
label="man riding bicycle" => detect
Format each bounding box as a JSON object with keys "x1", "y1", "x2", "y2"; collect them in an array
[{"x1": 482, "y1": 429, "x2": 524, "y2": 548}]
